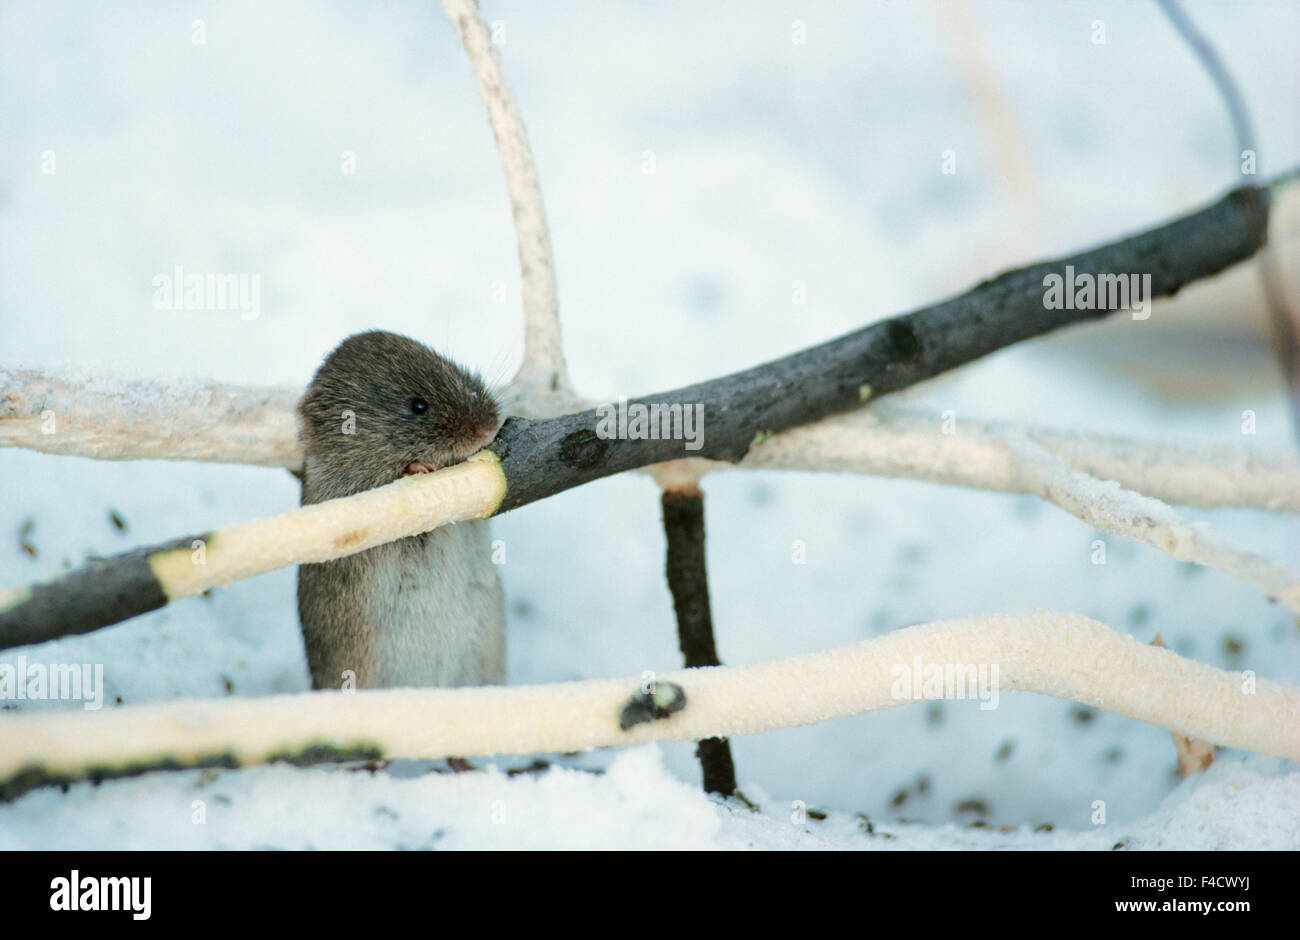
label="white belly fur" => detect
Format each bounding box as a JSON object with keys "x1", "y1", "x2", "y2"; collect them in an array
[{"x1": 363, "y1": 519, "x2": 504, "y2": 688}]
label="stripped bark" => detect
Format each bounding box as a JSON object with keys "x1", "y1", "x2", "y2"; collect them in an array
[{"x1": 1, "y1": 612, "x2": 1294, "y2": 801}]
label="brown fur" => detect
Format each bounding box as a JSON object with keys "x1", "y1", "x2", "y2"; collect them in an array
[{"x1": 296, "y1": 331, "x2": 504, "y2": 691}]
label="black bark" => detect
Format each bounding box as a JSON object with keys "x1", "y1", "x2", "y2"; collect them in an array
[
  {"x1": 662, "y1": 489, "x2": 736, "y2": 797},
  {"x1": 490, "y1": 185, "x2": 1270, "y2": 511},
  {"x1": 0, "y1": 534, "x2": 203, "y2": 648}
]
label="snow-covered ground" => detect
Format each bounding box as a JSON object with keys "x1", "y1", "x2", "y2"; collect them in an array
[{"x1": 1, "y1": 0, "x2": 1296, "y2": 849}]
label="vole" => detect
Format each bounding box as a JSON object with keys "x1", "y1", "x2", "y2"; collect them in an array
[{"x1": 296, "y1": 330, "x2": 505, "y2": 691}]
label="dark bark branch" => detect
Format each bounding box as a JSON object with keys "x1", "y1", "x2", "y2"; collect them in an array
[
  {"x1": 0, "y1": 181, "x2": 1276, "y2": 648},
  {"x1": 0, "y1": 535, "x2": 204, "y2": 648},
  {"x1": 661, "y1": 489, "x2": 721, "y2": 669},
  {"x1": 490, "y1": 184, "x2": 1270, "y2": 511},
  {"x1": 661, "y1": 486, "x2": 736, "y2": 797}
]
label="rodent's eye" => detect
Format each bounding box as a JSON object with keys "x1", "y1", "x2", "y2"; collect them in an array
[{"x1": 409, "y1": 398, "x2": 429, "y2": 415}]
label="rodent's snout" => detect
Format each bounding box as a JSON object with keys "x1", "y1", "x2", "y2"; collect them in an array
[
  {"x1": 460, "y1": 424, "x2": 498, "y2": 457},
  {"x1": 446, "y1": 416, "x2": 501, "y2": 464}
]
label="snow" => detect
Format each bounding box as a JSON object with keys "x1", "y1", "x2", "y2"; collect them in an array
[
  {"x1": 1, "y1": 747, "x2": 1293, "y2": 851},
  {"x1": 1, "y1": 0, "x2": 1297, "y2": 849}
]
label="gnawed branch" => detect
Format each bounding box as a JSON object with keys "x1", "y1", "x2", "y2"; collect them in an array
[
  {"x1": 1, "y1": 612, "x2": 1295, "y2": 801},
  {"x1": 0, "y1": 454, "x2": 506, "y2": 647}
]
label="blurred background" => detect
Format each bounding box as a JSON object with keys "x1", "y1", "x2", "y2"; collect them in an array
[{"x1": 1, "y1": 0, "x2": 1297, "y2": 841}]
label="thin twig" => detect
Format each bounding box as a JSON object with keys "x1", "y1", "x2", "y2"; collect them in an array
[
  {"x1": 1151, "y1": 634, "x2": 1216, "y2": 777},
  {"x1": 1156, "y1": 0, "x2": 1256, "y2": 163},
  {"x1": 1006, "y1": 434, "x2": 1300, "y2": 612},
  {"x1": 1158, "y1": 0, "x2": 1300, "y2": 440}
]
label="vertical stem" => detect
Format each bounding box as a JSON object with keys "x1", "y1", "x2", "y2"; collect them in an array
[
  {"x1": 440, "y1": 0, "x2": 571, "y2": 401},
  {"x1": 661, "y1": 484, "x2": 737, "y2": 797}
]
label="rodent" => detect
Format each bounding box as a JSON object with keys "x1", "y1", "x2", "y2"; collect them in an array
[{"x1": 296, "y1": 330, "x2": 505, "y2": 691}]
